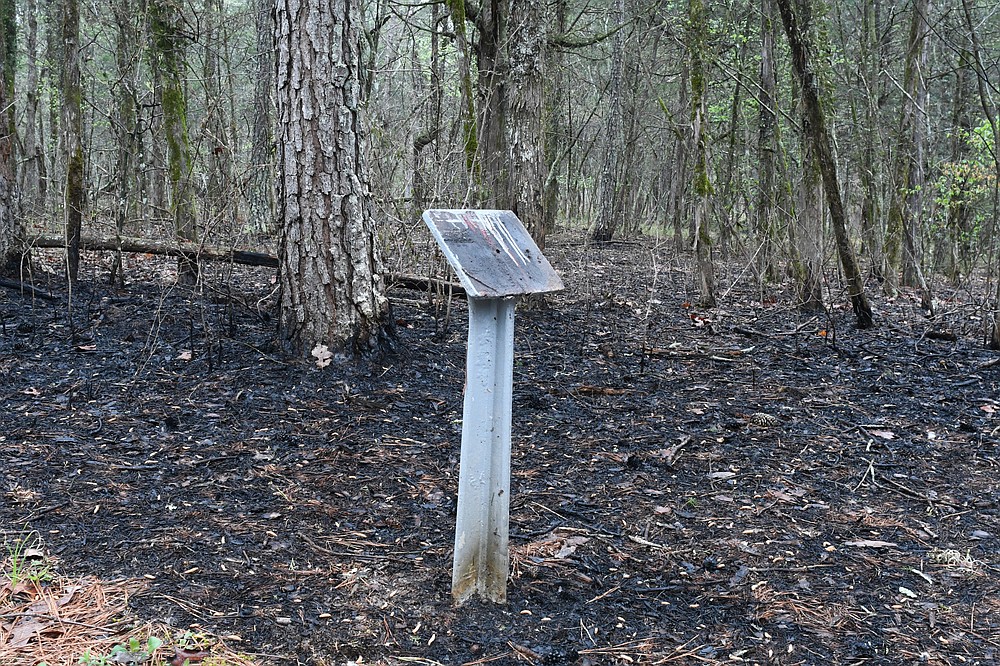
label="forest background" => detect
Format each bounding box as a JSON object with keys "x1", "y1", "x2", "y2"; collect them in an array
[{"x1": 0, "y1": 0, "x2": 998, "y2": 343}]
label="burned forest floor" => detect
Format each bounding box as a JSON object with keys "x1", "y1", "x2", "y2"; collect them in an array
[{"x1": 2, "y1": 235, "x2": 1000, "y2": 666}]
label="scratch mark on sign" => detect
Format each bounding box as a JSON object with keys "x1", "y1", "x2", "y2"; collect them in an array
[
  {"x1": 463, "y1": 211, "x2": 529, "y2": 267},
  {"x1": 487, "y1": 212, "x2": 529, "y2": 267}
]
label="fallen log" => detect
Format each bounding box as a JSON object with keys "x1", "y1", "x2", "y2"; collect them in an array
[
  {"x1": 0, "y1": 276, "x2": 58, "y2": 300},
  {"x1": 31, "y1": 234, "x2": 279, "y2": 268},
  {"x1": 29, "y1": 234, "x2": 466, "y2": 296}
]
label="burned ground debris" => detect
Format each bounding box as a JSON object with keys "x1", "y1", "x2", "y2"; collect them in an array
[{"x1": 2, "y1": 240, "x2": 999, "y2": 664}]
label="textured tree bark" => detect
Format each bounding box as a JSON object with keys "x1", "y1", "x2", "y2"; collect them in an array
[
  {"x1": 61, "y1": 0, "x2": 84, "y2": 283},
  {"x1": 247, "y1": 0, "x2": 274, "y2": 232},
  {"x1": 203, "y1": 0, "x2": 233, "y2": 232},
  {"x1": 44, "y1": 2, "x2": 62, "y2": 206},
  {"x1": 789, "y1": 9, "x2": 824, "y2": 314},
  {"x1": 150, "y1": 0, "x2": 199, "y2": 284},
  {"x1": 689, "y1": 0, "x2": 716, "y2": 307},
  {"x1": 793, "y1": 118, "x2": 824, "y2": 311},
  {"x1": 755, "y1": 0, "x2": 778, "y2": 283},
  {"x1": 592, "y1": 0, "x2": 626, "y2": 244},
  {"x1": 776, "y1": 0, "x2": 873, "y2": 328},
  {"x1": 476, "y1": 0, "x2": 505, "y2": 206},
  {"x1": 0, "y1": 0, "x2": 17, "y2": 275},
  {"x1": 446, "y1": 0, "x2": 478, "y2": 179},
  {"x1": 542, "y1": 0, "x2": 567, "y2": 234},
  {"x1": 22, "y1": 0, "x2": 45, "y2": 214},
  {"x1": 274, "y1": 0, "x2": 392, "y2": 358},
  {"x1": 109, "y1": 0, "x2": 142, "y2": 286},
  {"x1": 883, "y1": 0, "x2": 932, "y2": 295},
  {"x1": 0, "y1": 166, "x2": 12, "y2": 275},
  {"x1": 503, "y1": 0, "x2": 546, "y2": 248}
]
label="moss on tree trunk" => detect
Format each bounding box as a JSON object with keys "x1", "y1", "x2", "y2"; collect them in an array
[
  {"x1": 150, "y1": 0, "x2": 198, "y2": 283},
  {"x1": 776, "y1": 0, "x2": 874, "y2": 329}
]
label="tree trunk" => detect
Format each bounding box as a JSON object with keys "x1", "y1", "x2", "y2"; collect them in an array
[
  {"x1": 755, "y1": 0, "x2": 779, "y2": 283},
  {"x1": 542, "y1": 0, "x2": 567, "y2": 234},
  {"x1": 476, "y1": 0, "x2": 505, "y2": 207},
  {"x1": 274, "y1": 0, "x2": 392, "y2": 358},
  {"x1": 149, "y1": 0, "x2": 198, "y2": 284},
  {"x1": 22, "y1": 0, "x2": 45, "y2": 216},
  {"x1": 592, "y1": 0, "x2": 626, "y2": 244},
  {"x1": 109, "y1": 0, "x2": 142, "y2": 286},
  {"x1": 203, "y1": 0, "x2": 232, "y2": 234},
  {"x1": 61, "y1": 0, "x2": 84, "y2": 283},
  {"x1": 247, "y1": 0, "x2": 274, "y2": 232},
  {"x1": 446, "y1": 0, "x2": 478, "y2": 180},
  {"x1": 794, "y1": 108, "x2": 825, "y2": 311},
  {"x1": 884, "y1": 0, "x2": 932, "y2": 295},
  {"x1": 470, "y1": 0, "x2": 546, "y2": 246},
  {"x1": 776, "y1": 0, "x2": 873, "y2": 328},
  {"x1": 0, "y1": 0, "x2": 15, "y2": 184},
  {"x1": 503, "y1": 0, "x2": 546, "y2": 247},
  {"x1": 33, "y1": 234, "x2": 278, "y2": 268},
  {"x1": 689, "y1": 0, "x2": 715, "y2": 307},
  {"x1": 0, "y1": 0, "x2": 17, "y2": 274},
  {"x1": 787, "y1": 2, "x2": 824, "y2": 312},
  {"x1": 45, "y1": 2, "x2": 63, "y2": 212}
]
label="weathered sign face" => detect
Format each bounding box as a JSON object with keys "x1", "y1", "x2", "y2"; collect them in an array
[{"x1": 422, "y1": 209, "x2": 564, "y2": 298}]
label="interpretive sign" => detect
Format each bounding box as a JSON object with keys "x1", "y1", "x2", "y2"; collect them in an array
[
  {"x1": 423, "y1": 209, "x2": 563, "y2": 298},
  {"x1": 422, "y1": 209, "x2": 563, "y2": 605}
]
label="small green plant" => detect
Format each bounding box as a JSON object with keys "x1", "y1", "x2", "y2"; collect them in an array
[
  {"x1": 4, "y1": 531, "x2": 52, "y2": 587},
  {"x1": 175, "y1": 630, "x2": 198, "y2": 649},
  {"x1": 78, "y1": 636, "x2": 164, "y2": 665},
  {"x1": 175, "y1": 629, "x2": 213, "y2": 650}
]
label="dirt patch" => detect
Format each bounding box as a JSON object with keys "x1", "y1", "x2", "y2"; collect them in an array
[{"x1": 2, "y1": 239, "x2": 999, "y2": 664}]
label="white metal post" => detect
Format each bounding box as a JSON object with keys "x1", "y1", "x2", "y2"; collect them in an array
[
  {"x1": 421, "y1": 208, "x2": 561, "y2": 606},
  {"x1": 452, "y1": 296, "x2": 516, "y2": 604}
]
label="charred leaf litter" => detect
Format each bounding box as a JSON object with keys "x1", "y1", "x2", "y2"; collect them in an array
[{"x1": 1, "y1": 238, "x2": 999, "y2": 665}]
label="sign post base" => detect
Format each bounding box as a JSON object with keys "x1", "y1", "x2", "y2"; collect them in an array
[{"x1": 452, "y1": 297, "x2": 515, "y2": 605}]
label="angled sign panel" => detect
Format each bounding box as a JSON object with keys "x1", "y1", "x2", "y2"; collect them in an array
[{"x1": 422, "y1": 209, "x2": 564, "y2": 298}]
